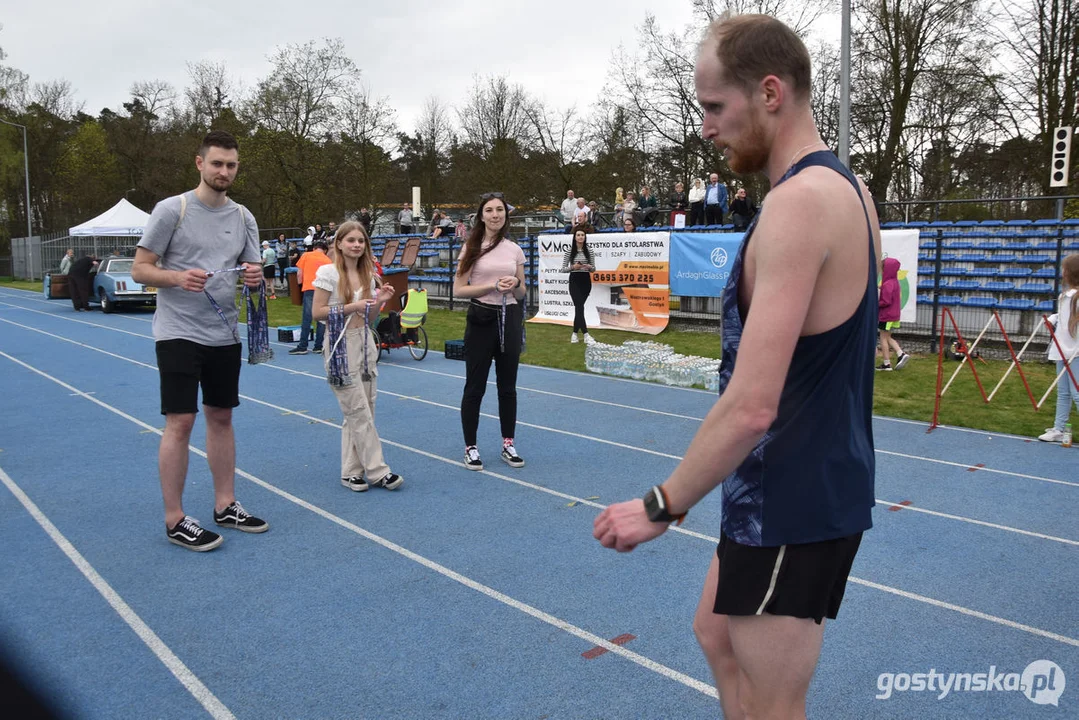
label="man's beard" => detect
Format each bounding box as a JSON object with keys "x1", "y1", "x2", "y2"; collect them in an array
[
  {"x1": 205, "y1": 176, "x2": 233, "y2": 192},
  {"x1": 726, "y1": 115, "x2": 770, "y2": 175}
]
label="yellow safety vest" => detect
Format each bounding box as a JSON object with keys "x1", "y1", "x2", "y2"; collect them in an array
[{"x1": 400, "y1": 288, "x2": 428, "y2": 329}]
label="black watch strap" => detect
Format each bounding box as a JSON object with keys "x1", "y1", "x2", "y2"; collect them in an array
[{"x1": 644, "y1": 486, "x2": 686, "y2": 525}]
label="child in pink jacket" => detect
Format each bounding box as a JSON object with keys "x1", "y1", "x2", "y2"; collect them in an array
[{"x1": 878, "y1": 257, "x2": 909, "y2": 371}]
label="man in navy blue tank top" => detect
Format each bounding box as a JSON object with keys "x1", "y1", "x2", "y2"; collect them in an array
[{"x1": 594, "y1": 14, "x2": 881, "y2": 719}]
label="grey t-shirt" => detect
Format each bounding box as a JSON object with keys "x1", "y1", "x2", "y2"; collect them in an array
[{"x1": 138, "y1": 191, "x2": 261, "y2": 346}]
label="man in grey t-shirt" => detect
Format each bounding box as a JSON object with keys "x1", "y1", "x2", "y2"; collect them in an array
[{"x1": 132, "y1": 130, "x2": 270, "y2": 552}]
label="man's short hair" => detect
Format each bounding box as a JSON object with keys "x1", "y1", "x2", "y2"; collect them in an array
[
  {"x1": 705, "y1": 14, "x2": 811, "y2": 102},
  {"x1": 198, "y1": 130, "x2": 239, "y2": 157},
  {"x1": 314, "y1": 241, "x2": 329, "y2": 252}
]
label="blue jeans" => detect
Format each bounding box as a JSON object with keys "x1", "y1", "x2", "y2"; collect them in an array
[
  {"x1": 1053, "y1": 360, "x2": 1079, "y2": 431},
  {"x1": 297, "y1": 290, "x2": 325, "y2": 350}
]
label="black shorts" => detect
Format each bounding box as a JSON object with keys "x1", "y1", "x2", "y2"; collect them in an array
[
  {"x1": 713, "y1": 532, "x2": 863, "y2": 624},
  {"x1": 155, "y1": 339, "x2": 242, "y2": 415},
  {"x1": 263, "y1": 265, "x2": 276, "y2": 280}
]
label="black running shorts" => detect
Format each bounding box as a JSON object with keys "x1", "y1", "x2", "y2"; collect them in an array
[
  {"x1": 155, "y1": 339, "x2": 241, "y2": 415},
  {"x1": 713, "y1": 532, "x2": 863, "y2": 624}
]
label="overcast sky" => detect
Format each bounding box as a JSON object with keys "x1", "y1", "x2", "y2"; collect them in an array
[{"x1": 1, "y1": 0, "x2": 723, "y2": 133}]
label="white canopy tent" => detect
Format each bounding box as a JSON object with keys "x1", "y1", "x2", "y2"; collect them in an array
[{"x1": 69, "y1": 198, "x2": 150, "y2": 236}]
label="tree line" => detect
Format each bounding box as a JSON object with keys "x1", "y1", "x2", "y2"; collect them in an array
[{"x1": 0, "y1": 0, "x2": 1075, "y2": 251}]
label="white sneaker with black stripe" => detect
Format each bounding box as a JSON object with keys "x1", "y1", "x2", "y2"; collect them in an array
[{"x1": 167, "y1": 516, "x2": 223, "y2": 552}]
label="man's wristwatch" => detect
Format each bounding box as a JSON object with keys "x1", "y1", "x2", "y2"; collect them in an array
[{"x1": 643, "y1": 486, "x2": 686, "y2": 525}]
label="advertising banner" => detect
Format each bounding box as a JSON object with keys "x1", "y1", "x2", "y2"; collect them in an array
[
  {"x1": 669, "y1": 232, "x2": 745, "y2": 297},
  {"x1": 531, "y1": 231, "x2": 670, "y2": 335}
]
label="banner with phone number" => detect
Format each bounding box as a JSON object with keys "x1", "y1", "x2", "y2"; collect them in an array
[{"x1": 530, "y1": 231, "x2": 670, "y2": 335}]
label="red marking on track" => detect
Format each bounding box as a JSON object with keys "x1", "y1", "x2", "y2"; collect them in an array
[
  {"x1": 582, "y1": 633, "x2": 636, "y2": 659},
  {"x1": 967, "y1": 463, "x2": 985, "y2": 472},
  {"x1": 887, "y1": 500, "x2": 913, "y2": 512}
]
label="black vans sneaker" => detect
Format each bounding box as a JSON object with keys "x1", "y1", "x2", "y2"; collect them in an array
[
  {"x1": 501, "y1": 444, "x2": 525, "y2": 468},
  {"x1": 341, "y1": 475, "x2": 369, "y2": 492},
  {"x1": 167, "y1": 516, "x2": 223, "y2": 552},
  {"x1": 372, "y1": 473, "x2": 403, "y2": 490},
  {"x1": 464, "y1": 446, "x2": 483, "y2": 471},
  {"x1": 213, "y1": 501, "x2": 269, "y2": 533}
]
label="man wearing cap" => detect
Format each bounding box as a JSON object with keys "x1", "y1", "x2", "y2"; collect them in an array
[{"x1": 261, "y1": 241, "x2": 278, "y2": 299}]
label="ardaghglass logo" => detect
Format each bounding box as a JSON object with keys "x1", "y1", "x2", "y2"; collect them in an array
[
  {"x1": 710, "y1": 247, "x2": 728, "y2": 269},
  {"x1": 876, "y1": 661, "x2": 1064, "y2": 706}
]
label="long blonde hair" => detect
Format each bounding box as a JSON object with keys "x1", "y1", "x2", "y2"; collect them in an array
[
  {"x1": 331, "y1": 221, "x2": 381, "y2": 304},
  {"x1": 1062, "y1": 253, "x2": 1079, "y2": 339}
]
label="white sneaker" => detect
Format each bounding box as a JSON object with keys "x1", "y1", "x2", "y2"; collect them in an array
[
  {"x1": 570, "y1": 332, "x2": 579, "y2": 343},
  {"x1": 1038, "y1": 428, "x2": 1065, "y2": 443},
  {"x1": 583, "y1": 333, "x2": 595, "y2": 345}
]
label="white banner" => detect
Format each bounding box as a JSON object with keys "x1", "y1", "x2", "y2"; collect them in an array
[
  {"x1": 532, "y1": 231, "x2": 671, "y2": 335},
  {"x1": 881, "y1": 229, "x2": 919, "y2": 323}
]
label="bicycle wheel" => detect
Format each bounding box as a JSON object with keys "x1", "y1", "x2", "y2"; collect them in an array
[
  {"x1": 408, "y1": 327, "x2": 428, "y2": 360},
  {"x1": 372, "y1": 328, "x2": 384, "y2": 363}
]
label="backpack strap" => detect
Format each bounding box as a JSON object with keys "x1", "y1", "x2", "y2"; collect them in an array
[{"x1": 175, "y1": 192, "x2": 188, "y2": 230}]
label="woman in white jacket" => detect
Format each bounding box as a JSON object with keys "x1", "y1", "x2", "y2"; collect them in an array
[
  {"x1": 1039, "y1": 253, "x2": 1079, "y2": 442},
  {"x1": 688, "y1": 178, "x2": 706, "y2": 226}
]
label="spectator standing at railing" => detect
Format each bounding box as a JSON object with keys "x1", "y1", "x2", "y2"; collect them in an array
[
  {"x1": 638, "y1": 186, "x2": 659, "y2": 226},
  {"x1": 60, "y1": 248, "x2": 74, "y2": 275},
  {"x1": 622, "y1": 191, "x2": 638, "y2": 224},
  {"x1": 573, "y1": 197, "x2": 591, "y2": 227},
  {"x1": 730, "y1": 186, "x2": 759, "y2": 230},
  {"x1": 358, "y1": 209, "x2": 372, "y2": 236},
  {"x1": 560, "y1": 190, "x2": 578, "y2": 230},
  {"x1": 398, "y1": 203, "x2": 414, "y2": 234},
  {"x1": 705, "y1": 172, "x2": 728, "y2": 225},
  {"x1": 588, "y1": 201, "x2": 600, "y2": 226},
  {"x1": 668, "y1": 182, "x2": 688, "y2": 226},
  {"x1": 275, "y1": 233, "x2": 289, "y2": 290},
  {"x1": 261, "y1": 241, "x2": 278, "y2": 300},
  {"x1": 1039, "y1": 253, "x2": 1079, "y2": 443},
  {"x1": 688, "y1": 178, "x2": 706, "y2": 226}
]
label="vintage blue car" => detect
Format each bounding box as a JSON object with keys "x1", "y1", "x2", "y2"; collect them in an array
[{"x1": 91, "y1": 257, "x2": 156, "y2": 313}]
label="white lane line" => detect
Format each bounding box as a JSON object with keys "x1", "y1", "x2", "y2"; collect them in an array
[
  {"x1": 875, "y1": 499, "x2": 1079, "y2": 546},
  {"x1": 4, "y1": 315, "x2": 1076, "y2": 547},
  {"x1": 4, "y1": 326, "x2": 1079, "y2": 651},
  {"x1": 0, "y1": 465, "x2": 236, "y2": 720},
  {"x1": 876, "y1": 449, "x2": 1079, "y2": 489},
  {"x1": 0, "y1": 349, "x2": 717, "y2": 700}
]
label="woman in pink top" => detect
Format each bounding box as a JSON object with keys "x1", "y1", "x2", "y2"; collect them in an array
[{"x1": 453, "y1": 192, "x2": 527, "y2": 471}]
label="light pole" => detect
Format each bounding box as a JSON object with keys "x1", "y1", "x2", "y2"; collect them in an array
[
  {"x1": 839, "y1": 0, "x2": 851, "y2": 167},
  {"x1": 0, "y1": 118, "x2": 32, "y2": 242}
]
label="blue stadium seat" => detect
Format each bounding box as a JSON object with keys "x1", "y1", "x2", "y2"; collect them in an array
[
  {"x1": 918, "y1": 265, "x2": 935, "y2": 275},
  {"x1": 957, "y1": 253, "x2": 988, "y2": 262},
  {"x1": 1003, "y1": 241, "x2": 1032, "y2": 250},
  {"x1": 1034, "y1": 300, "x2": 1056, "y2": 312},
  {"x1": 990, "y1": 253, "x2": 1019, "y2": 263},
  {"x1": 980, "y1": 281, "x2": 1014, "y2": 292},
  {"x1": 881, "y1": 221, "x2": 903, "y2": 229},
  {"x1": 975, "y1": 240, "x2": 1003, "y2": 250},
  {"x1": 918, "y1": 251, "x2": 934, "y2": 261},
  {"x1": 938, "y1": 295, "x2": 962, "y2": 305},
  {"x1": 920, "y1": 240, "x2": 939, "y2": 249},
  {"x1": 967, "y1": 268, "x2": 999, "y2": 278},
  {"x1": 945, "y1": 280, "x2": 980, "y2": 291},
  {"x1": 998, "y1": 267, "x2": 1033, "y2": 278},
  {"x1": 1031, "y1": 267, "x2": 1057, "y2": 278},
  {"x1": 1016, "y1": 282, "x2": 1053, "y2": 295},
  {"x1": 917, "y1": 278, "x2": 936, "y2": 290},
  {"x1": 1016, "y1": 254, "x2": 1052, "y2": 264},
  {"x1": 998, "y1": 298, "x2": 1035, "y2": 310},
  {"x1": 939, "y1": 267, "x2": 968, "y2": 276},
  {"x1": 944, "y1": 241, "x2": 975, "y2": 250},
  {"x1": 960, "y1": 296, "x2": 998, "y2": 308},
  {"x1": 940, "y1": 253, "x2": 961, "y2": 262}
]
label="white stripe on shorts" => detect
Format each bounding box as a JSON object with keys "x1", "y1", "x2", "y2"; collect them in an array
[{"x1": 755, "y1": 545, "x2": 787, "y2": 615}]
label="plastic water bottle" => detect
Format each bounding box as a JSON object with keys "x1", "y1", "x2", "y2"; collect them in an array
[{"x1": 1063, "y1": 423, "x2": 1073, "y2": 448}]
